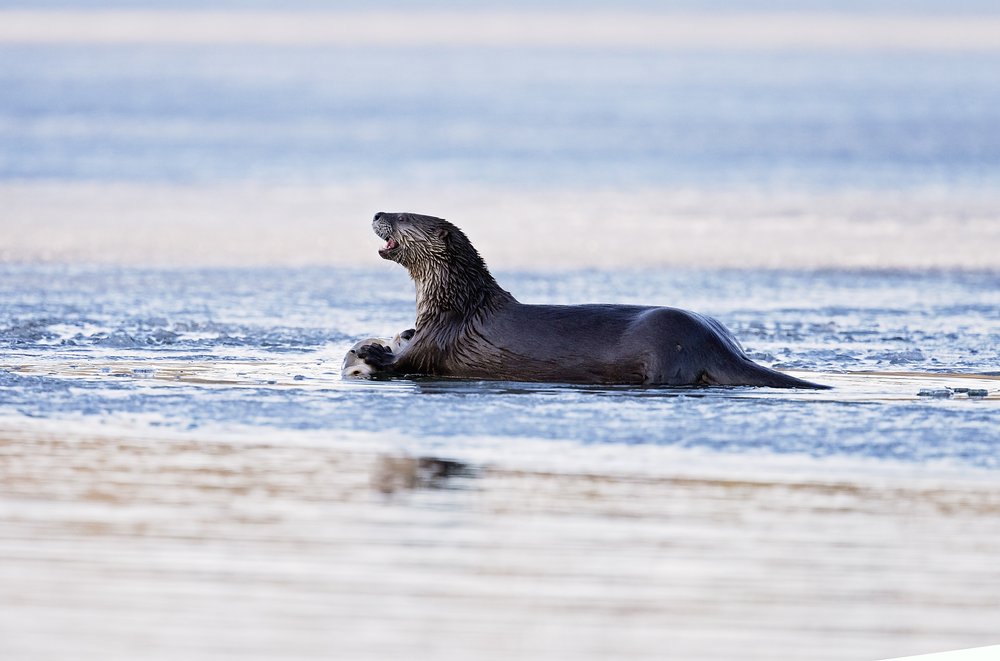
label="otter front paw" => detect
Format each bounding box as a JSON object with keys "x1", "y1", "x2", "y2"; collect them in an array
[{"x1": 355, "y1": 343, "x2": 395, "y2": 372}]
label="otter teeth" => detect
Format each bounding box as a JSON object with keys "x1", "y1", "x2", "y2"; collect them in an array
[{"x1": 385, "y1": 238, "x2": 398, "y2": 250}]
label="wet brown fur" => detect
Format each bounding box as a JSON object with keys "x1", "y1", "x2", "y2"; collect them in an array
[{"x1": 360, "y1": 212, "x2": 829, "y2": 389}]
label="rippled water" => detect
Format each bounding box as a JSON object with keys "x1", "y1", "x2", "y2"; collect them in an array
[
  {"x1": 3, "y1": 5, "x2": 1000, "y2": 658},
  {"x1": 2, "y1": 264, "x2": 999, "y2": 660},
  {"x1": 2, "y1": 264, "x2": 997, "y2": 470}
]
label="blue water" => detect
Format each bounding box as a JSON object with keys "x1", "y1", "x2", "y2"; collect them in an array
[
  {"x1": 1, "y1": 7, "x2": 999, "y2": 472},
  {"x1": 2, "y1": 45, "x2": 1000, "y2": 188},
  {"x1": 1, "y1": 265, "x2": 997, "y2": 469}
]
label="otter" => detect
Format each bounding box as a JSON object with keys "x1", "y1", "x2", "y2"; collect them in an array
[
  {"x1": 342, "y1": 329, "x2": 414, "y2": 378},
  {"x1": 356, "y1": 212, "x2": 829, "y2": 389}
]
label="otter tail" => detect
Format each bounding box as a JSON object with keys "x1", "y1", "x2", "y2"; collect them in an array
[{"x1": 710, "y1": 358, "x2": 831, "y2": 390}]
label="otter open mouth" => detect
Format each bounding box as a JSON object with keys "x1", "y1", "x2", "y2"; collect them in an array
[{"x1": 378, "y1": 237, "x2": 398, "y2": 256}]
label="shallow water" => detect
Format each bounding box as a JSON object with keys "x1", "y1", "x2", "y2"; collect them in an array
[
  {"x1": 0, "y1": 262, "x2": 998, "y2": 661},
  {"x1": 2, "y1": 264, "x2": 998, "y2": 470},
  {"x1": 1, "y1": 420, "x2": 998, "y2": 661},
  {"x1": 2, "y1": 5, "x2": 1000, "y2": 658}
]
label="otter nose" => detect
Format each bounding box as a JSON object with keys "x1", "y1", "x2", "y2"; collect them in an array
[{"x1": 373, "y1": 212, "x2": 385, "y2": 221}]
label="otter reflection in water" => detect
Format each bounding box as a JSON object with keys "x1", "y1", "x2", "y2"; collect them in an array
[{"x1": 354, "y1": 212, "x2": 829, "y2": 389}]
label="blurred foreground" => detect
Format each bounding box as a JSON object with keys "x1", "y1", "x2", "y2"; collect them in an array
[{"x1": 1, "y1": 420, "x2": 998, "y2": 661}]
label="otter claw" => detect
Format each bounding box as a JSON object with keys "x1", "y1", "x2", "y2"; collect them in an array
[{"x1": 356, "y1": 343, "x2": 394, "y2": 369}]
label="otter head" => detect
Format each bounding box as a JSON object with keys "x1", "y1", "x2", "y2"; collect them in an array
[
  {"x1": 371, "y1": 211, "x2": 509, "y2": 319},
  {"x1": 372, "y1": 212, "x2": 465, "y2": 272},
  {"x1": 341, "y1": 337, "x2": 391, "y2": 379}
]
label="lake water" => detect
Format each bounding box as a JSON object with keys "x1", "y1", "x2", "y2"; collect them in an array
[
  {"x1": 3, "y1": 44, "x2": 1000, "y2": 190},
  {"x1": 2, "y1": 5, "x2": 1000, "y2": 660},
  {"x1": 2, "y1": 264, "x2": 1000, "y2": 661},
  {"x1": 2, "y1": 264, "x2": 999, "y2": 468}
]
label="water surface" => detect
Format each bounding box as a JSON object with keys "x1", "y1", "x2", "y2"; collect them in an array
[
  {"x1": 2, "y1": 5, "x2": 1000, "y2": 659},
  {"x1": 2, "y1": 265, "x2": 997, "y2": 470}
]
